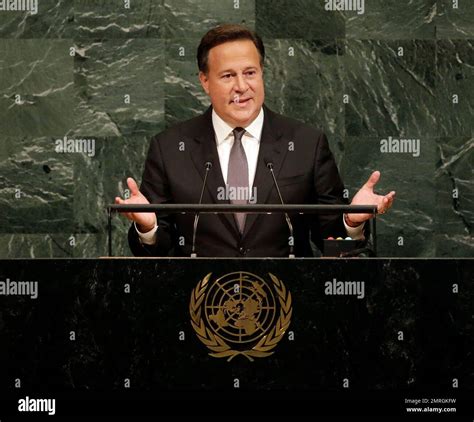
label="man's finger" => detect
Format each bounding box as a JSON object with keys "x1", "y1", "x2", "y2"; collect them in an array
[
  {"x1": 365, "y1": 170, "x2": 381, "y2": 190},
  {"x1": 384, "y1": 193, "x2": 395, "y2": 206},
  {"x1": 127, "y1": 177, "x2": 140, "y2": 196},
  {"x1": 378, "y1": 196, "x2": 394, "y2": 213},
  {"x1": 120, "y1": 212, "x2": 133, "y2": 221},
  {"x1": 115, "y1": 197, "x2": 133, "y2": 219}
]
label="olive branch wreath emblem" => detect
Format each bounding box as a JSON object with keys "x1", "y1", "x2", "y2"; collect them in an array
[{"x1": 189, "y1": 272, "x2": 292, "y2": 362}]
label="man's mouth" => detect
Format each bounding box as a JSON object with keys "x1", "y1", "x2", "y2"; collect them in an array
[{"x1": 231, "y1": 96, "x2": 252, "y2": 107}]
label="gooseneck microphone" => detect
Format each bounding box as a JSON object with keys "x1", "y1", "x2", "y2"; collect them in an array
[
  {"x1": 191, "y1": 161, "x2": 212, "y2": 257},
  {"x1": 265, "y1": 160, "x2": 295, "y2": 258}
]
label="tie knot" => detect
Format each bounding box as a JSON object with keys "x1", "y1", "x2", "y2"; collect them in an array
[{"x1": 232, "y1": 127, "x2": 246, "y2": 143}]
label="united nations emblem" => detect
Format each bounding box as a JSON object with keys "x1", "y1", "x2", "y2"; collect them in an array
[{"x1": 189, "y1": 272, "x2": 292, "y2": 361}]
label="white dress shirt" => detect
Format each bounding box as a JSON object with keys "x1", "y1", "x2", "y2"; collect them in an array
[
  {"x1": 212, "y1": 107, "x2": 263, "y2": 186},
  {"x1": 137, "y1": 108, "x2": 364, "y2": 244}
]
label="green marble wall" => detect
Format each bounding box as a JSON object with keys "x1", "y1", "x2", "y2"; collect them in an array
[{"x1": 0, "y1": 0, "x2": 472, "y2": 257}]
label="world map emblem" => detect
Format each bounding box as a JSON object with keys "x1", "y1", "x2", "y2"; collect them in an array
[{"x1": 189, "y1": 271, "x2": 292, "y2": 361}]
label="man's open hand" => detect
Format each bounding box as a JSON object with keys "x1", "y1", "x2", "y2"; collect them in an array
[
  {"x1": 348, "y1": 171, "x2": 396, "y2": 225},
  {"x1": 115, "y1": 178, "x2": 156, "y2": 232}
]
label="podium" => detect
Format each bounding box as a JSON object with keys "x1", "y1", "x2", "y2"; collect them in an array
[{"x1": 0, "y1": 257, "x2": 472, "y2": 415}]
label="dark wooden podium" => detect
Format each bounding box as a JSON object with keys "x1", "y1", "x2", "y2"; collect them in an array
[{"x1": 0, "y1": 258, "x2": 472, "y2": 416}]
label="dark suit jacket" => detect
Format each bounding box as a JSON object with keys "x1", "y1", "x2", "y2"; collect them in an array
[{"x1": 128, "y1": 105, "x2": 349, "y2": 257}]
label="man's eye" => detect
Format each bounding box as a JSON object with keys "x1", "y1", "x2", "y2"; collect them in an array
[
  {"x1": 222, "y1": 74, "x2": 231, "y2": 79},
  {"x1": 246, "y1": 71, "x2": 256, "y2": 76}
]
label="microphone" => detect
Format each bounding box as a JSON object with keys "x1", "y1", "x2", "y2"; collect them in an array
[
  {"x1": 191, "y1": 161, "x2": 212, "y2": 257},
  {"x1": 265, "y1": 160, "x2": 295, "y2": 258}
]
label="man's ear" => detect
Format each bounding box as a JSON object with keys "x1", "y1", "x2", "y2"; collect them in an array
[{"x1": 199, "y1": 71, "x2": 210, "y2": 95}]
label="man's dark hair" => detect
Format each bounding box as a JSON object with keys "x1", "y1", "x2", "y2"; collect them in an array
[{"x1": 197, "y1": 24, "x2": 265, "y2": 74}]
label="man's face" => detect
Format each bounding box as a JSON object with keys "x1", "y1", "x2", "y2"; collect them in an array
[{"x1": 199, "y1": 40, "x2": 265, "y2": 128}]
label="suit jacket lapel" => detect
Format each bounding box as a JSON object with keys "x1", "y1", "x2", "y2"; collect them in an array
[
  {"x1": 241, "y1": 106, "x2": 289, "y2": 240},
  {"x1": 188, "y1": 107, "x2": 241, "y2": 237}
]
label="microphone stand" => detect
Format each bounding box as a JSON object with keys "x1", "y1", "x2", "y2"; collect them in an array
[
  {"x1": 266, "y1": 163, "x2": 295, "y2": 259},
  {"x1": 191, "y1": 162, "x2": 212, "y2": 257}
]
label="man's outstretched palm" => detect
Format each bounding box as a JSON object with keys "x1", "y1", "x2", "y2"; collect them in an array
[
  {"x1": 115, "y1": 178, "x2": 156, "y2": 232},
  {"x1": 349, "y1": 171, "x2": 396, "y2": 225}
]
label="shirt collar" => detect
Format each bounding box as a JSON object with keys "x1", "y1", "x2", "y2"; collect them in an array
[{"x1": 212, "y1": 107, "x2": 264, "y2": 146}]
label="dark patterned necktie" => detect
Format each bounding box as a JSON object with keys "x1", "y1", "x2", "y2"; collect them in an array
[{"x1": 227, "y1": 127, "x2": 248, "y2": 233}]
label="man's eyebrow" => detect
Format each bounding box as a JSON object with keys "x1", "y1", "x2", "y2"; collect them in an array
[
  {"x1": 218, "y1": 69, "x2": 235, "y2": 75},
  {"x1": 217, "y1": 66, "x2": 258, "y2": 75}
]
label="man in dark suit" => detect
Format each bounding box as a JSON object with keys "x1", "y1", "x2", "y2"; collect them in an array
[{"x1": 116, "y1": 24, "x2": 395, "y2": 257}]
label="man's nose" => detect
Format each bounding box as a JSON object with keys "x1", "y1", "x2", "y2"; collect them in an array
[{"x1": 234, "y1": 74, "x2": 249, "y2": 93}]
